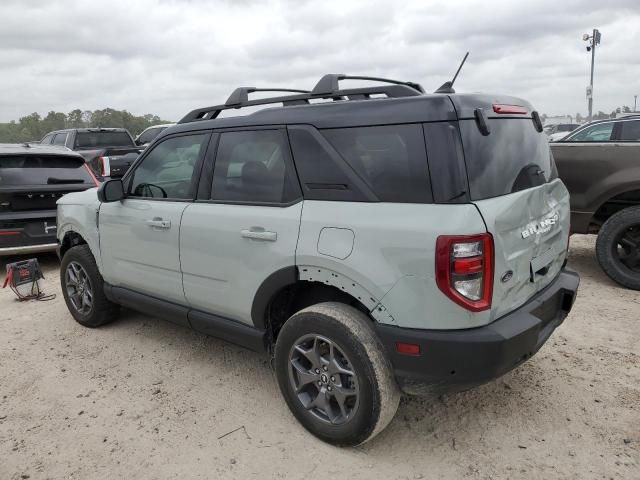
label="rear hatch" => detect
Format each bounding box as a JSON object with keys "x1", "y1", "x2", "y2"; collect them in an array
[
  {"x1": 0, "y1": 154, "x2": 96, "y2": 213},
  {"x1": 451, "y1": 95, "x2": 570, "y2": 321}
]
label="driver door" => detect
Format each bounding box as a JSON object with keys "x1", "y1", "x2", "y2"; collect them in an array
[{"x1": 99, "y1": 132, "x2": 211, "y2": 308}]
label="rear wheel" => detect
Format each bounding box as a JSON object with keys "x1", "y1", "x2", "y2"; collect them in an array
[
  {"x1": 60, "y1": 245, "x2": 120, "y2": 327},
  {"x1": 274, "y1": 302, "x2": 400, "y2": 446},
  {"x1": 596, "y1": 206, "x2": 640, "y2": 290}
]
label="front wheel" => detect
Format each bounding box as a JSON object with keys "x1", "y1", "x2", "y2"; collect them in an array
[
  {"x1": 596, "y1": 206, "x2": 640, "y2": 290},
  {"x1": 274, "y1": 302, "x2": 400, "y2": 446},
  {"x1": 60, "y1": 245, "x2": 120, "y2": 327}
]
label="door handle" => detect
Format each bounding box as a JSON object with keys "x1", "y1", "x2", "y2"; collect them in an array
[
  {"x1": 146, "y1": 218, "x2": 171, "y2": 229},
  {"x1": 241, "y1": 228, "x2": 277, "y2": 241}
]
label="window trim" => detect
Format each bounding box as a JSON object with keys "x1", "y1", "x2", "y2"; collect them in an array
[
  {"x1": 122, "y1": 130, "x2": 213, "y2": 203},
  {"x1": 287, "y1": 124, "x2": 378, "y2": 202},
  {"x1": 199, "y1": 126, "x2": 303, "y2": 207}
]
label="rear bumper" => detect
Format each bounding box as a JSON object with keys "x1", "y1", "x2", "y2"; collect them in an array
[
  {"x1": 375, "y1": 269, "x2": 580, "y2": 395},
  {"x1": 0, "y1": 243, "x2": 58, "y2": 256},
  {"x1": 0, "y1": 212, "x2": 58, "y2": 256}
]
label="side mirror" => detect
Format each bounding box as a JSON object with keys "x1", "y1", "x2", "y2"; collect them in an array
[{"x1": 97, "y1": 179, "x2": 125, "y2": 203}]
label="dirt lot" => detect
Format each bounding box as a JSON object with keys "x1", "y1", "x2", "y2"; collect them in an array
[{"x1": 0, "y1": 234, "x2": 638, "y2": 479}]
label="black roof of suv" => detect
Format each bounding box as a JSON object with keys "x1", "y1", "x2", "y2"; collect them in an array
[{"x1": 169, "y1": 74, "x2": 536, "y2": 133}]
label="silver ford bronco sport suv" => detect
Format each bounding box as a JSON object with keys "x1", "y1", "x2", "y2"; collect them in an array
[{"x1": 57, "y1": 74, "x2": 580, "y2": 446}]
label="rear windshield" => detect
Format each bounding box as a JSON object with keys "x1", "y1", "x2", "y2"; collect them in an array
[
  {"x1": 459, "y1": 119, "x2": 554, "y2": 200},
  {"x1": 75, "y1": 131, "x2": 133, "y2": 149},
  {"x1": 0, "y1": 155, "x2": 93, "y2": 186}
]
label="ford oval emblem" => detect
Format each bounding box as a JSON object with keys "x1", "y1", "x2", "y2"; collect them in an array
[{"x1": 501, "y1": 270, "x2": 514, "y2": 283}]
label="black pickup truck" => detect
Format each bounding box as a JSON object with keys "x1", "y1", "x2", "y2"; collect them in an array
[{"x1": 40, "y1": 128, "x2": 142, "y2": 180}]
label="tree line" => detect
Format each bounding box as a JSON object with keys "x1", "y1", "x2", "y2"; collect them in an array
[{"x1": 0, "y1": 108, "x2": 172, "y2": 143}]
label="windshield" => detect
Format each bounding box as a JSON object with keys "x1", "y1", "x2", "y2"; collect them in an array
[
  {"x1": 75, "y1": 131, "x2": 134, "y2": 149},
  {"x1": 0, "y1": 155, "x2": 94, "y2": 185}
]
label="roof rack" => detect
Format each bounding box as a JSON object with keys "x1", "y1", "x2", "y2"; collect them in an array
[
  {"x1": 178, "y1": 73, "x2": 425, "y2": 124},
  {"x1": 311, "y1": 74, "x2": 425, "y2": 95}
]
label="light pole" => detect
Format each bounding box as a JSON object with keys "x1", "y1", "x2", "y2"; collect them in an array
[
  {"x1": 583, "y1": 29, "x2": 601, "y2": 123},
  {"x1": 635, "y1": 95, "x2": 638, "y2": 112}
]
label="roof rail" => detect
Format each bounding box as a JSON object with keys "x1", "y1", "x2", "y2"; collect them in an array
[
  {"x1": 311, "y1": 74, "x2": 425, "y2": 96},
  {"x1": 178, "y1": 74, "x2": 425, "y2": 124},
  {"x1": 225, "y1": 87, "x2": 310, "y2": 106}
]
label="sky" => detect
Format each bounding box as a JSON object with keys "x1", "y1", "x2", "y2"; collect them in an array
[{"x1": 1, "y1": 0, "x2": 639, "y2": 122}]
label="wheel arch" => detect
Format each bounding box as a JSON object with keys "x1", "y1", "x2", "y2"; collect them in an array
[
  {"x1": 590, "y1": 187, "x2": 640, "y2": 232},
  {"x1": 252, "y1": 266, "x2": 376, "y2": 347},
  {"x1": 59, "y1": 229, "x2": 88, "y2": 259}
]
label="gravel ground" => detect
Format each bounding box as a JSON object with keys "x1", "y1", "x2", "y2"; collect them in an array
[{"x1": 0, "y1": 234, "x2": 638, "y2": 479}]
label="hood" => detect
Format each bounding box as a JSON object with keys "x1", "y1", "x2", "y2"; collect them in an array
[{"x1": 57, "y1": 187, "x2": 99, "y2": 206}]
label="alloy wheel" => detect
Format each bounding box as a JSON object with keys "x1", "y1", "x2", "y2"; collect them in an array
[
  {"x1": 288, "y1": 334, "x2": 360, "y2": 425},
  {"x1": 65, "y1": 261, "x2": 93, "y2": 315}
]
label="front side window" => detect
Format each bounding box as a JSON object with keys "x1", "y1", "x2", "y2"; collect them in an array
[
  {"x1": 211, "y1": 130, "x2": 300, "y2": 204},
  {"x1": 568, "y1": 122, "x2": 614, "y2": 142},
  {"x1": 41, "y1": 134, "x2": 54, "y2": 144},
  {"x1": 618, "y1": 120, "x2": 640, "y2": 141},
  {"x1": 129, "y1": 134, "x2": 208, "y2": 200}
]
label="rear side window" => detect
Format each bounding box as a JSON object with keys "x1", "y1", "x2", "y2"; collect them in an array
[
  {"x1": 567, "y1": 122, "x2": 614, "y2": 142},
  {"x1": 211, "y1": 130, "x2": 300, "y2": 204},
  {"x1": 618, "y1": 120, "x2": 640, "y2": 141},
  {"x1": 459, "y1": 119, "x2": 553, "y2": 200},
  {"x1": 52, "y1": 133, "x2": 67, "y2": 146},
  {"x1": 288, "y1": 126, "x2": 373, "y2": 202},
  {"x1": 322, "y1": 124, "x2": 432, "y2": 203},
  {"x1": 0, "y1": 155, "x2": 92, "y2": 185},
  {"x1": 75, "y1": 131, "x2": 134, "y2": 148}
]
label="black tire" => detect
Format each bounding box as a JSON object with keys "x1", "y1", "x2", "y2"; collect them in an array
[
  {"x1": 60, "y1": 244, "x2": 120, "y2": 327},
  {"x1": 274, "y1": 302, "x2": 400, "y2": 446},
  {"x1": 596, "y1": 206, "x2": 640, "y2": 290}
]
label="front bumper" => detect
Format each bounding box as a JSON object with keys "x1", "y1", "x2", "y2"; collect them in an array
[{"x1": 375, "y1": 269, "x2": 580, "y2": 395}]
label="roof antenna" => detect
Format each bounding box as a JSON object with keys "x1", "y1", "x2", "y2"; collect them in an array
[{"x1": 434, "y1": 51, "x2": 469, "y2": 94}]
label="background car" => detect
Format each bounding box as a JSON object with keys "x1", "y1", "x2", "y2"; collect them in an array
[
  {"x1": 551, "y1": 114, "x2": 640, "y2": 289},
  {"x1": 545, "y1": 123, "x2": 581, "y2": 141},
  {"x1": 41, "y1": 128, "x2": 143, "y2": 180},
  {"x1": 0, "y1": 143, "x2": 98, "y2": 256},
  {"x1": 134, "y1": 123, "x2": 175, "y2": 148}
]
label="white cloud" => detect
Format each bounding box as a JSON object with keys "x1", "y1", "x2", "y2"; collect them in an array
[{"x1": 0, "y1": 0, "x2": 638, "y2": 122}]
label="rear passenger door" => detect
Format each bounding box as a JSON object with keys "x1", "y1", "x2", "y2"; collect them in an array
[{"x1": 180, "y1": 128, "x2": 303, "y2": 326}]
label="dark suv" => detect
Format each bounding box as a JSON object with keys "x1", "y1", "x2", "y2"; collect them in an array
[
  {"x1": 0, "y1": 144, "x2": 97, "y2": 256},
  {"x1": 57, "y1": 75, "x2": 579, "y2": 445}
]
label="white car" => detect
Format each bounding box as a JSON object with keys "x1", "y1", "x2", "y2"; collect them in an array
[
  {"x1": 545, "y1": 123, "x2": 580, "y2": 142},
  {"x1": 134, "y1": 123, "x2": 175, "y2": 148}
]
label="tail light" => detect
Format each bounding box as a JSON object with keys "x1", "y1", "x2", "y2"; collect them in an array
[
  {"x1": 97, "y1": 156, "x2": 111, "y2": 177},
  {"x1": 436, "y1": 233, "x2": 494, "y2": 312},
  {"x1": 83, "y1": 164, "x2": 100, "y2": 187},
  {"x1": 492, "y1": 104, "x2": 528, "y2": 115}
]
